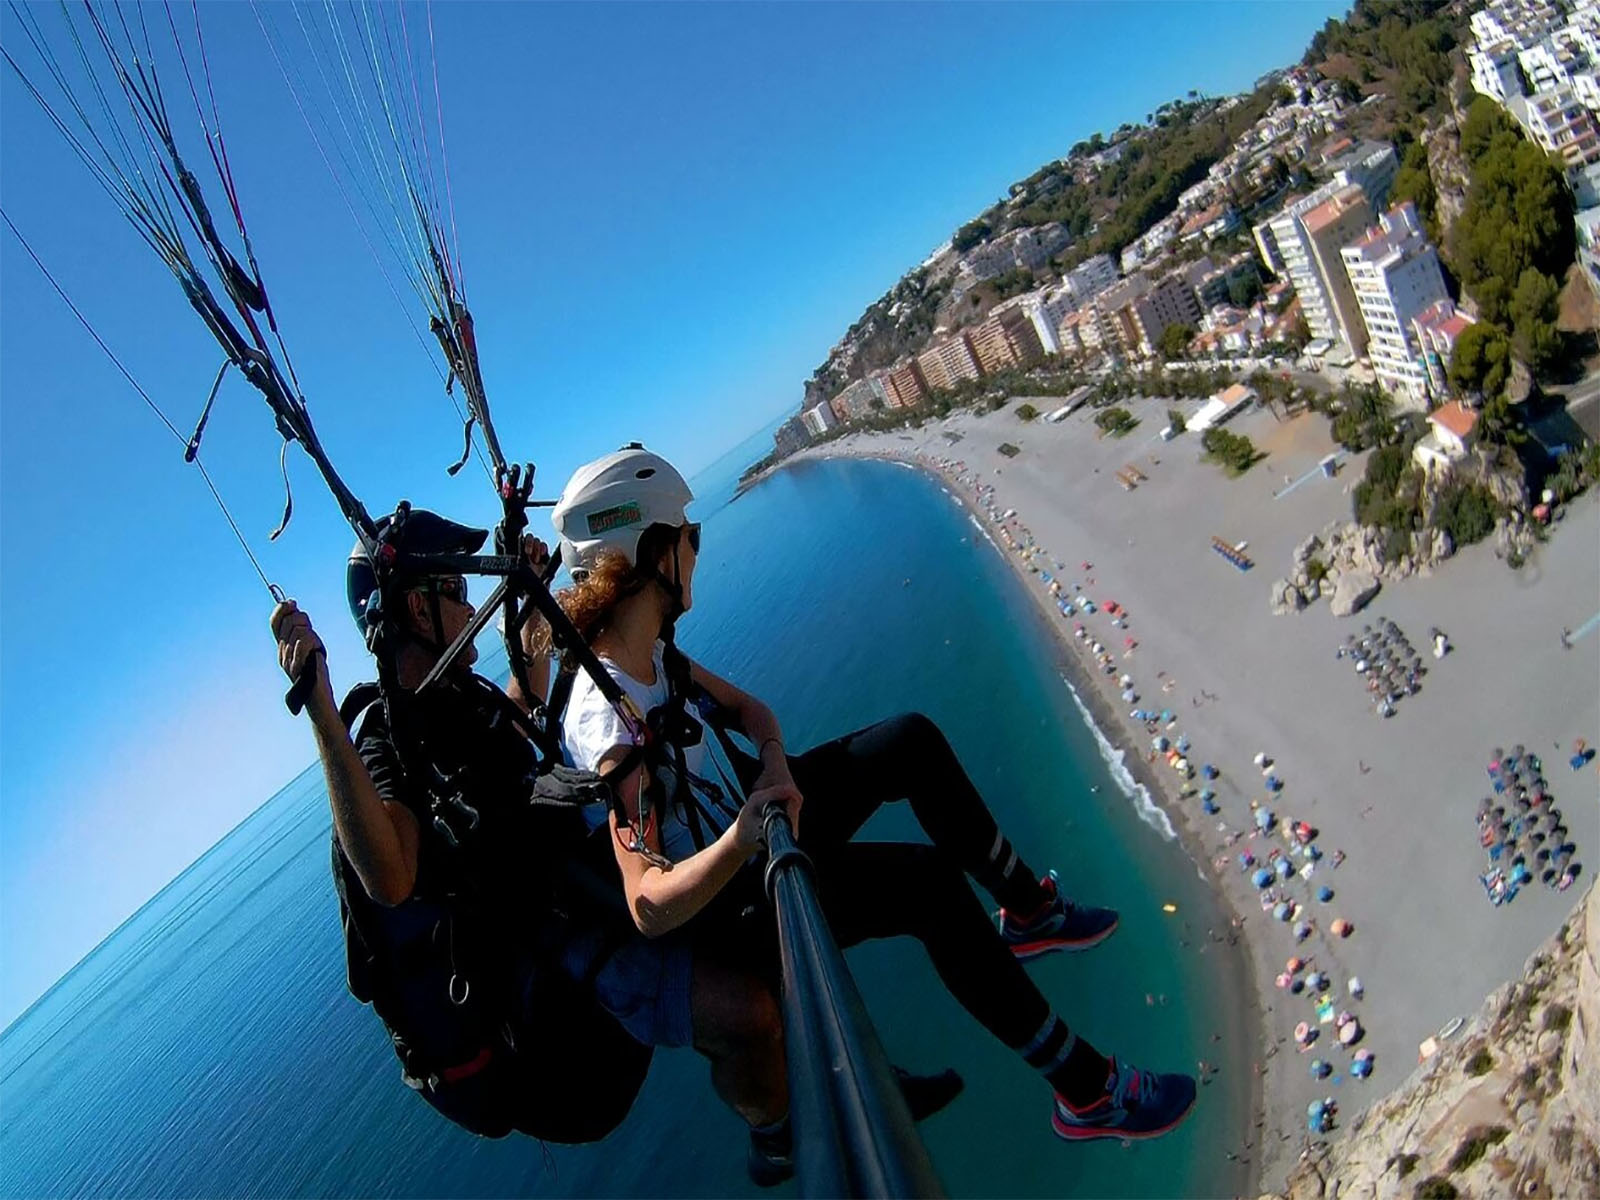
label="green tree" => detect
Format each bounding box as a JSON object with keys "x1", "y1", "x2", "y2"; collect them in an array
[
  {"x1": 952, "y1": 217, "x2": 993, "y2": 253},
  {"x1": 1227, "y1": 271, "x2": 1263, "y2": 307},
  {"x1": 1015, "y1": 403, "x2": 1039, "y2": 421},
  {"x1": 1447, "y1": 323, "x2": 1512, "y2": 400},
  {"x1": 1200, "y1": 427, "x2": 1260, "y2": 474},
  {"x1": 1433, "y1": 480, "x2": 1501, "y2": 546},
  {"x1": 1158, "y1": 322, "x2": 1196, "y2": 359},
  {"x1": 1508, "y1": 267, "x2": 1563, "y2": 373},
  {"x1": 1450, "y1": 101, "x2": 1575, "y2": 328},
  {"x1": 1166, "y1": 407, "x2": 1186, "y2": 433}
]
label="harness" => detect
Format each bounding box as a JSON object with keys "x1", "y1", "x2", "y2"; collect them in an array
[
  {"x1": 331, "y1": 677, "x2": 651, "y2": 1143},
  {"x1": 549, "y1": 634, "x2": 756, "y2": 858}
]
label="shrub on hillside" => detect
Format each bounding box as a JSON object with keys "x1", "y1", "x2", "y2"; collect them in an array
[{"x1": 1432, "y1": 480, "x2": 1500, "y2": 546}]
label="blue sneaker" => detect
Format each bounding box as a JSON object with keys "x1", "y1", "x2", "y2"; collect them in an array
[
  {"x1": 1052, "y1": 1058, "x2": 1197, "y2": 1142},
  {"x1": 997, "y1": 871, "x2": 1119, "y2": 959}
]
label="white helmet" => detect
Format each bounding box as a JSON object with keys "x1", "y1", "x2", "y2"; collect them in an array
[{"x1": 552, "y1": 443, "x2": 693, "y2": 574}]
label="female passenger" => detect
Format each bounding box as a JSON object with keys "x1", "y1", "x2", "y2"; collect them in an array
[{"x1": 548, "y1": 445, "x2": 1197, "y2": 1158}]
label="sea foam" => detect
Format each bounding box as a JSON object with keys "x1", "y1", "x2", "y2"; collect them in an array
[{"x1": 1063, "y1": 675, "x2": 1176, "y2": 841}]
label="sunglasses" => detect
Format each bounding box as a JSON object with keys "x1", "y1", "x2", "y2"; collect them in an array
[
  {"x1": 684, "y1": 523, "x2": 701, "y2": 554},
  {"x1": 423, "y1": 575, "x2": 469, "y2": 605}
]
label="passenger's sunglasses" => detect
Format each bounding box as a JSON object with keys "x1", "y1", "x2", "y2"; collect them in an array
[{"x1": 684, "y1": 523, "x2": 701, "y2": 554}]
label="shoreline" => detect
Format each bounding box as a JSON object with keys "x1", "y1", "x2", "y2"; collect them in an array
[
  {"x1": 828, "y1": 446, "x2": 1270, "y2": 1196},
  {"x1": 775, "y1": 400, "x2": 1597, "y2": 1194}
]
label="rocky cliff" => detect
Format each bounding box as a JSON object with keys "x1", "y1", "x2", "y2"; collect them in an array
[{"x1": 1270, "y1": 884, "x2": 1599, "y2": 1200}]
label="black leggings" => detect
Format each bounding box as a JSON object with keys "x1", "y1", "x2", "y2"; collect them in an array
[{"x1": 781, "y1": 713, "x2": 1056, "y2": 1053}]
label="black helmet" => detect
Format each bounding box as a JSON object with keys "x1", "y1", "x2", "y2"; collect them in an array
[{"x1": 347, "y1": 505, "x2": 488, "y2": 643}]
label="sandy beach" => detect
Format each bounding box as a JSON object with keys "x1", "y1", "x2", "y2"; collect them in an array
[{"x1": 779, "y1": 394, "x2": 1600, "y2": 1190}]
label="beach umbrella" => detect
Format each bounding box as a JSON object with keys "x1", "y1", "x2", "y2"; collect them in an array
[
  {"x1": 1295, "y1": 1023, "x2": 1312, "y2": 1044},
  {"x1": 1286, "y1": 957, "x2": 1304, "y2": 972},
  {"x1": 1160, "y1": 709, "x2": 1173, "y2": 723},
  {"x1": 1202, "y1": 800, "x2": 1220, "y2": 815},
  {"x1": 1351, "y1": 1056, "x2": 1372, "y2": 1079},
  {"x1": 1331, "y1": 918, "x2": 1352, "y2": 938},
  {"x1": 1307, "y1": 971, "x2": 1327, "y2": 991},
  {"x1": 1176, "y1": 735, "x2": 1191, "y2": 753},
  {"x1": 1275, "y1": 857, "x2": 1293, "y2": 878},
  {"x1": 1153, "y1": 735, "x2": 1170, "y2": 751},
  {"x1": 1199, "y1": 788, "x2": 1216, "y2": 803},
  {"x1": 1275, "y1": 972, "x2": 1292, "y2": 989},
  {"x1": 1266, "y1": 775, "x2": 1284, "y2": 792},
  {"x1": 1253, "y1": 751, "x2": 1269, "y2": 767},
  {"x1": 1306, "y1": 844, "x2": 1322, "y2": 861},
  {"x1": 1202, "y1": 763, "x2": 1219, "y2": 779},
  {"x1": 1338, "y1": 1020, "x2": 1362, "y2": 1046},
  {"x1": 1255, "y1": 808, "x2": 1275, "y2": 830},
  {"x1": 1294, "y1": 921, "x2": 1312, "y2": 941},
  {"x1": 1317, "y1": 886, "x2": 1335, "y2": 903},
  {"x1": 1273, "y1": 902, "x2": 1291, "y2": 921},
  {"x1": 1252, "y1": 868, "x2": 1273, "y2": 888},
  {"x1": 1309, "y1": 1058, "x2": 1327, "y2": 1079}
]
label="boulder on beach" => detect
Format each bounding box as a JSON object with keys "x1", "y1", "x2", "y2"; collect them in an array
[
  {"x1": 1329, "y1": 568, "x2": 1380, "y2": 617},
  {"x1": 1270, "y1": 578, "x2": 1307, "y2": 616}
]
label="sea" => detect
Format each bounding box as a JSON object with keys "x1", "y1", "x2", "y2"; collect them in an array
[{"x1": 0, "y1": 425, "x2": 1254, "y2": 1199}]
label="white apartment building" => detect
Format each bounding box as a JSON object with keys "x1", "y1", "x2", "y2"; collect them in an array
[
  {"x1": 1340, "y1": 203, "x2": 1452, "y2": 405},
  {"x1": 1470, "y1": 0, "x2": 1563, "y2": 49},
  {"x1": 1471, "y1": 37, "x2": 1528, "y2": 102},
  {"x1": 1325, "y1": 140, "x2": 1399, "y2": 211},
  {"x1": 1508, "y1": 83, "x2": 1600, "y2": 166},
  {"x1": 802, "y1": 400, "x2": 840, "y2": 437},
  {"x1": 1062, "y1": 253, "x2": 1119, "y2": 306},
  {"x1": 1262, "y1": 182, "x2": 1343, "y2": 345}
]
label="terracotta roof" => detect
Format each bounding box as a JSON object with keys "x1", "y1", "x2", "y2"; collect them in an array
[
  {"x1": 1428, "y1": 401, "x2": 1478, "y2": 440},
  {"x1": 1219, "y1": 382, "x2": 1255, "y2": 405}
]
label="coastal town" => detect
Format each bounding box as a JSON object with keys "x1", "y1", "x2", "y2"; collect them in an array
[
  {"x1": 760, "y1": 0, "x2": 1600, "y2": 1195},
  {"x1": 763, "y1": 0, "x2": 1600, "y2": 462}
]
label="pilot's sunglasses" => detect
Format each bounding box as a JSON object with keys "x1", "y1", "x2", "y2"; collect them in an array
[{"x1": 432, "y1": 575, "x2": 469, "y2": 604}]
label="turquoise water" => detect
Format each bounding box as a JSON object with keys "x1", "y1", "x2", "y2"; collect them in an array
[{"x1": 0, "y1": 442, "x2": 1253, "y2": 1198}]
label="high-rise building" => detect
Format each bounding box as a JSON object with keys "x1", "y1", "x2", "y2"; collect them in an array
[
  {"x1": 1264, "y1": 179, "x2": 1374, "y2": 353},
  {"x1": 1323, "y1": 141, "x2": 1399, "y2": 212},
  {"x1": 880, "y1": 359, "x2": 929, "y2": 409},
  {"x1": 916, "y1": 335, "x2": 982, "y2": 393},
  {"x1": 1063, "y1": 254, "x2": 1119, "y2": 305},
  {"x1": 1090, "y1": 274, "x2": 1152, "y2": 356},
  {"x1": 1301, "y1": 184, "x2": 1375, "y2": 354},
  {"x1": 829, "y1": 376, "x2": 888, "y2": 422},
  {"x1": 1341, "y1": 203, "x2": 1452, "y2": 405},
  {"x1": 801, "y1": 400, "x2": 839, "y2": 438},
  {"x1": 968, "y1": 307, "x2": 1046, "y2": 374},
  {"x1": 1132, "y1": 274, "x2": 1203, "y2": 356}
]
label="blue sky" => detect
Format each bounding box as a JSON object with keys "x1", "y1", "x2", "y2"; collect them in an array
[{"x1": 0, "y1": 1, "x2": 1344, "y2": 1028}]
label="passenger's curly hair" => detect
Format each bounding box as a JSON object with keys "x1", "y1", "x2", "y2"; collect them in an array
[{"x1": 543, "y1": 523, "x2": 680, "y2": 667}]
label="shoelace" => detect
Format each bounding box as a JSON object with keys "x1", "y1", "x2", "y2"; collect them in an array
[{"x1": 1108, "y1": 1062, "x2": 1159, "y2": 1110}]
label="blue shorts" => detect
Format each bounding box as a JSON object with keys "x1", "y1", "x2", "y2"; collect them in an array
[{"x1": 560, "y1": 926, "x2": 696, "y2": 1049}]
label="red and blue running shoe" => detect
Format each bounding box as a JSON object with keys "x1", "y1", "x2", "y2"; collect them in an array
[
  {"x1": 996, "y1": 871, "x2": 1119, "y2": 959},
  {"x1": 1052, "y1": 1058, "x2": 1198, "y2": 1142}
]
